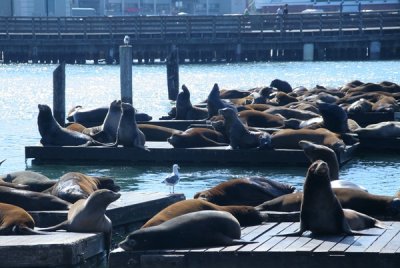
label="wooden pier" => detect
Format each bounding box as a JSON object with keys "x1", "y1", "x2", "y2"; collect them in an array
[
  {"x1": 25, "y1": 142, "x2": 358, "y2": 166},
  {"x1": 0, "y1": 11, "x2": 399, "y2": 63},
  {"x1": 109, "y1": 221, "x2": 400, "y2": 268}
]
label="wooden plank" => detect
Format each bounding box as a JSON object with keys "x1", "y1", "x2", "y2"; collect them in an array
[
  {"x1": 345, "y1": 228, "x2": 383, "y2": 253},
  {"x1": 381, "y1": 222, "x2": 400, "y2": 253},
  {"x1": 283, "y1": 231, "x2": 312, "y2": 252},
  {"x1": 268, "y1": 222, "x2": 301, "y2": 252},
  {"x1": 365, "y1": 222, "x2": 400, "y2": 253},
  {"x1": 329, "y1": 235, "x2": 361, "y2": 253},
  {"x1": 252, "y1": 222, "x2": 296, "y2": 252},
  {"x1": 238, "y1": 223, "x2": 280, "y2": 252},
  {"x1": 313, "y1": 235, "x2": 346, "y2": 253}
]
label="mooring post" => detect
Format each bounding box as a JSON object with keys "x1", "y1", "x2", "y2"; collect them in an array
[
  {"x1": 53, "y1": 62, "x2": 65, "y2": 127},
  {"x1": 119, "y1": 43, "x2": 133, "y2": 104},
  {"x1": 166, "y1": 45, "x2": 179, "y2": 101}
]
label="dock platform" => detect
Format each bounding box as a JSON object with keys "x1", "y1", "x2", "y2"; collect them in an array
[
  {"x1": 110, "y1": 221, "x2": 400, "y2": 268},
  {"x1": 30, "y1": 191, "x2": 185, "y2": 232},
  {"x1": 0, "y1": 232, "x2": 105, "y2": 268},
  {"x1": 25, "y1": 142, "x2": 358, "y2": 166},
  {"x1": 358, "y1": 137, "x2": 400, "y2": 151}
]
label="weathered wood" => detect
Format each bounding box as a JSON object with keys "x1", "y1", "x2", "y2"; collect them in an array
[
  {"x1": 25, "y1": 142, "x2": 358, "y2": 166},
  {"x1": 0, "y1": 233, "x2": 104, "y2": 267},
  {"x1": 166, "y1": 45, "x2": 179, "y2": 101},
  {"x1": 53, "y1": 62, "x2": 65, "y2": 126},
  {"x1": 120, "y1": 45, "x2": 133, "y2": 104}
]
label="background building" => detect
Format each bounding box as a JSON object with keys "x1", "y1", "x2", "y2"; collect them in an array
[{"x1": 0, "y1": 0, "x2": 71, "y2": 16}]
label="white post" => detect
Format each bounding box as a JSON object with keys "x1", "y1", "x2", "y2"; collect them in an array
[{"x1": 303, "y1": 43, "x2": 314, "y2": 61}]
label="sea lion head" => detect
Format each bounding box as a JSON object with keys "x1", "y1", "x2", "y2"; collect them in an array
[
  {"x1": 110, "y1": 100, "x2": 122, "y2": 110},
  {"x1": 38, "y1": 104, "x2": 58, "y2": 137},
  {"x1": 121, "y1": 102, "x2": 136, "y2": 117},
  {"x1": 305, "y1": 160, "x2": 331, "y2": 190},
  {"x1": 95, "y1": 177, "x2": 121, "y2": 192},
  {"x1": 87, "y1": 189, "x2": 121, "y2": 207},
  {"x1": 218, "y1": 107, "x2": 236, "y2": 120},
  {"x1": 209, "y1": 83, "x2": 220, "y2": 97}
]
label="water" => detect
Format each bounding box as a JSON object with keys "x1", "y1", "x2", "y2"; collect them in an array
[{"x1": 1, "y1": 61, "x2": 399, "y2": 198}]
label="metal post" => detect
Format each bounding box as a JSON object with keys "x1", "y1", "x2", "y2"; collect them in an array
[
  {"x1": 119, "y1": 45, "x2": 133, "y2": 104},
  {"x1": 53, "y1": 63, "x2": 66, "y2": 126}
]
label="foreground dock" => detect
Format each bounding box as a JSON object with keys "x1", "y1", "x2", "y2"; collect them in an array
[
  {"x1": 25, "y1": 142, "x2": 358, "y2": 166},
  {"x1": 110, "y1": 221, "x2": 400, "y2": 268}
]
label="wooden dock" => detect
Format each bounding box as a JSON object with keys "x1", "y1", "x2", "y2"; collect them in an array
[
  {"x1": 358, "y1": 137, "x2": 400, "y2": 151},
  {"x1": 110, "y1": 221, "x2": 400, "y2": 268},
  {"x1": 25, "y1": 142, "x2": 358, "y2": 166},
  {"x1": 0, "y1": 232, "x2": 106, "y2": 268}
]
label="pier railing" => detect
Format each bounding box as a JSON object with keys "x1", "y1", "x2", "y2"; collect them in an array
[{"x1": 0, "y1": 11, "x2": 399, "y2": 40}]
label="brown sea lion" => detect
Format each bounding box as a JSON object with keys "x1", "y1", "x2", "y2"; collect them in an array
[
  {"x1": 167, "y1": 127, "x2": 228, "y2": 148},
  {"x1": 175, "y1": 85, "x2": 208, "y2": 120},
  {"x1": 39, "y1": 189, "x2": 121, "y2": 254},
  {"x1": 372, "y1": 96, "x2": 399, "y2": 112},
  {"x1": 219, "y1": 108, "x2": 271, "y2": 149},
  {"x1": 194, "y1": 177, "x2": 296, "y2": 206},
  {"x1": 244, "y1": 103, "x2": 274, "y2": 111},
  {"x1": 219, "y1": 88, "x2": 251, "y2": 99},
  {"x1": 119, "y1": 211, "x2": 254, "y2": 251},
  {"x1": 264, "y1": 107, "x2": 319, "y2": 121},
  {"x1": 271, "y1": 128, "x2": 346, "y2": 153},
  {"x1": 256, "y1": 188, "x2": 400, "y2": 218},
  {"x1": 142, "y1": 199, "x2": 267, "y2": 228},
  {"x1": 278, "y1": 160, "x2": 373, "y2": 236},
  {"x1": 65, "y1": 122, "x2": 87, "y2": 132},
  {"x1": 207, "y1": 83, "x2": 238, "y2": 118},
  {"x1": 138, "y1": 124, "x2": 182, "y2": 141},
  {"x1": 117, "y1": 103, "x2": 147, "y2": 150},
  {"x1": 355, "y1": 121, "x2": 400, "y2": 138},
  {"x1": 0, "y1": 203, "x2": 47, "y2": 235},
  {"x1": 0, "y1": 186, "x2": 71, "y2": 211},
  {"x1": 343, "y1": 209, "x2": 385, "y2": 230},
  {"x1": 346, "y1": 98, "x2": 373, "y2": 114},
  {"x1": 273, "y1": 91, "x2": 298, "y2": 105},
  {"x1": 237, "y1": 110, "x2": 285, "y2": 128},
  {"x1": 0, "y1": 171, "x2": 55, "y2": 192},
  {"x1": 49, "y1": 172, "x2": 120, "y2": 203}
]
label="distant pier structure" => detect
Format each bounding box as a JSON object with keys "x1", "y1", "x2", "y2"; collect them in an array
[{"x1": 0, "y1": 11, "x2": 399, "y2": 64}]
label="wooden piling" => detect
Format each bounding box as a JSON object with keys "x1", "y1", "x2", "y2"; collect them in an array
[
  {"x1": 53, "y1": 62, "x2": 65, "y2": 127},
  {"x1": 119, "y1": 45, "x2": 133, "y2": 104},
  {"x1": 166, "y1": 45, "x2": 179, "y2": 101}
]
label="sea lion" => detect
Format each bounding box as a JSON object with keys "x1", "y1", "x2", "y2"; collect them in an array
[
  {"x1": 207, "y1": 83, "x2": 238, "y2": 118},
  {"x1": 0, "y1": 171, "x2": 55, "y2": 192},
  {"x1": 264, "y1": 107, "x2": 319, "y2": 121},
  {"x1": 0, "y1": 203, "x2": 47, "y2": 235},
  {"x1": 117, "y1": 102, "x2": 147, "y2": 150},
  {"x1": 65, "y1": 122, "x2": 87, "y2": 132},
  {"x1": 256, "y1": 188, "x2": 400, "y2": 217},
  {"x1": 175, "y1": 85, "x2": 208, "y2": 120},
  {"x1": 0, "y1": 186, "x2": 71, "y2": 211},
  {"x1": 167, "y1": 127, "x2": 228, "y2": 148},
  {"x1": 317, "y1": 101, "x2": 349, "y2": 133},
  {"x1": 194, "y1": 177, "x2": 296, "y2": 206},
  {"x1": 237, "y1": 110, "x2": 285, "y2": 128},
  {"x1": 0, "y1": 180, "x2": 29, "y2": 190},
  {"x1": 142, "y1": 199, "x2": 267, "y2": 228},
  {"x1": 219, "y1": 88, "x2": 251, "y2": 99},
  {"x1": 299, "y1": 140, "x2": 339, "y2": 181},
  {"x1": 39, "y1": 189, "x2": 121, "y2": 254},
  {"x1": 343, "y1": 209, "x2": 385, "y2": 230},
  {"x1": 272, "y1": 91, "x2": 298, "y2": 105},
  {"x1": 270, "y1": 79, "x2": 292, "y2": 93},
  {"x1": 278, "y1": 160, "x2": 371, "y2": 236},
  {"x1": 138, "y1": 124, "x2": 182, "y2": 141},
  {"x1": 49, "y1": 172, "x2": 120, "y2": 203},
  {"x1": 119, "y1": 210, "x2": 253, "y2": 251},
  {"x1": 271, "y1": 128, "x2": 346, "y2": 153},
  {"x1": 219, "y1": 108, "x2": 271, "y2": 149},
  {"x1": 355, "y1": 121, "x2": 400, "y2": 138},
  {"x1": 346, "y1": 98, "x2": 373, "y2": 114}
]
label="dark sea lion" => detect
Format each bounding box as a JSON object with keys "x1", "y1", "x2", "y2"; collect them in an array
[
  {"x1": 117, "y1": 103, "x2": 147, "y2": 149},
  {"x1": 39, "y1": 189, "x2": 121, "y2": 254},
  {"x1": 219, "y1": 108, "x2": 271, "y2": 149},
  {"x1": 49, "y1": 172, "x2": 120, "y2": 203},
  {"x1": 343, "y1": 209, "x2": 385, "y2": 230},
  {"x1": 355, "y1": 121, "x2": 400, "y2": 138},
  {"x1": 237, "y1": 110, "x2": 285, "y2": 128},
  {"x1": 286, "y1": 102, "x2": 319, "y2": 114},
  {"x1": 270, "y1": 79, "x2": 292, "y2": 93},
  {"x1": 142, "y1": 199, "x2": 267, "y2": 228},
  {"x1": 138, "y1": 124, "x2": 182, "y2": 141},
  {"x1": 264, "y1": 107, "x2": 319, "y2": 121},
  {"x1": 38, "y1": 104, "x2": 94, "y2": 146},
  {"x1": 0, "y1": 171, "x2": 55, "y2": 192},
  {"x1": 194, "y1": 177, "x2": 296, "y2": 206},
  {"x1": 278, "y1": 160, "x2": 372, "y2": 236},
  {"x1": 299, "y1": 140, "x2": 339, "y2": 181},
  {"x1": 207, "y1": 83, "x2": 238, "y2": 118},
  {"x1": 0, "y1": 186, "x2": 71, "y2": 211},
  {"x1": 251, "y1": 86, "x2": 274, "y2": 104},
  {"x1": 0, "y1": 203, "x2": 47, "y2": 235},
  {"x1": 271, "y1": 128, "x2": 346, "y2": 153},
  {"x1": 317, "y1": 101, "x2": 349, "y2": 133},
  {"x1": 256, "y1": 188, "x2": 400, "y2": 217},
  {"x1": 346, "y1": 98, "x2": 373, "y2": 114},
  {"x1": 89, "y1": 100, "x2": 122, "y2": 144},
  {"x1": 175, "y1": 85, "x2": 208, "y2": 120},
  {"x1": 119, "y1": 210, "x2": 253, "y2": 251},
  {"x1": 167, "y1": 127, "x2": 228, "y2": 148},
  {"x1": 219, "y1": 88, "x2": 251, "y2": 99}
]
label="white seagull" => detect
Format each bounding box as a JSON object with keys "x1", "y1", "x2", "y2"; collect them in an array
[
  {"x1": 162, "y1": 164, "x2": 180, "y2": 194},
  {"x1": 124, "y1": 35, "x2": 130, "y2": 45}
]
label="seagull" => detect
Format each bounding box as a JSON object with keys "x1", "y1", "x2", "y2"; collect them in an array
[
  {"x1": 162, "y1": 164, "x2": 180, "y2": 194},
  {"x1": 123, "y1": 35, "x2": 130, "y2": 45}
]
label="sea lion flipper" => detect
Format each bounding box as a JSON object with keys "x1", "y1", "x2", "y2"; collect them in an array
[
  {"x1": 37, "y1": 221, "x2": 70, "y2": 232},
  {"x1": 230, "y1": 239, "x2": 257, "y2": 245},
  {"x1": 13, "y1": 226, "x2": 51, "y2": 235},
  {"x1": 275, "y1": 228, "x2": 304, "y2": 237}
]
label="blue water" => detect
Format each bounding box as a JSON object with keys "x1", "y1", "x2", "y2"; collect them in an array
[{"x1": 0, "y1": 61, "x2": 399, "y2": 198}]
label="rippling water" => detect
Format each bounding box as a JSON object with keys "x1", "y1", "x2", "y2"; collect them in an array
[{"x1": 0, "y1": 61, "x2": 399, "y2": 198}]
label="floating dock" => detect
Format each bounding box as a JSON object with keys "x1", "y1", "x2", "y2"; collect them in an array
[
  {"x1": 25, "y1": 142, "x2": 358, "y2": 166},
  {"x1": 110, "y1": 221, "x2": 400, "y2": 268},
  {"x1": 358, "y1": 137, "x2": 400, "y2": 151}
]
